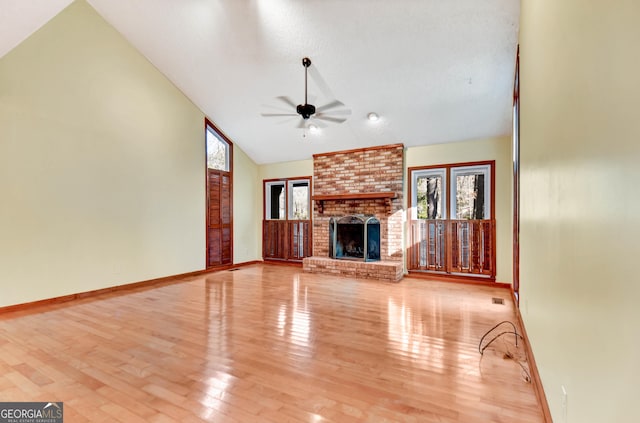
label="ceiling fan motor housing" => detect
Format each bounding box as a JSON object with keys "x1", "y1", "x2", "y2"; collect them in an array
[{"x1": 296, "y1": 103, "x2": 316, "y2": 119}]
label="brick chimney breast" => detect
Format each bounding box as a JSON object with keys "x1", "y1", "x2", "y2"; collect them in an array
[{"x1": 311, "y1": 144, "x2": 404, "y2": 262}]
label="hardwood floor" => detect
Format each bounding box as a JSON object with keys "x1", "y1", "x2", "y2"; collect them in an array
[{"x1": 0, "y1": 264, "x2": 544, "y2": 422}]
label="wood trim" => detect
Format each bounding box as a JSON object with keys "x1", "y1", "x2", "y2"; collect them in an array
[
  {"x1": 407, "y1": 161, "x2": 497, "y2": 277},
  {"x1": 407, "y1": 159, "x2": 495, "y2": 219},
  {"x1": 512, "y1": 45, "x2": 521, "y2": 303},
  {"x1": 313, "y1": 192, "x2": 397, "y2": 213},
  {"x1": 262, "y1": 259, "x2": 304, "y2": 267},
  {"x1": 0, "y1": 261, "x2": 263, "y2": 315},
  {"x1": 205, "y1": 117, "x2": 234, "y2": 269},
  {"x1": 0, "y1": 269, "x2": 208, "y2": 314},
  {"x1": 263, "y1": 176, "x2": 312, "y2": 220},
  {"x1": 262, "y1": 176, "x2": 313, "y2": 262},
  {"x1": 1, "y1": 265, "x2": 543, "y2": 421},
  {"x1": 312, "y1": 192, "x2": 397, "y2": 201},
  {"x1": 512, "y1": 290, "x2": 553, "y2": 422},
  {"x1": 408, "y1": 270, "x2": 505, "y2": 287},
  {"x1": 312, "y1": 143, "x2": 404, "y2": 159},
  {"x1": 263, "y1": 176, "x2": 311, "y2": 183},
  {"x1": 407, "y1": 160, "x2": 496, "y2": 175},
  {"x1": 232, "y1": 260, "x2": 262, "y2": 268}
]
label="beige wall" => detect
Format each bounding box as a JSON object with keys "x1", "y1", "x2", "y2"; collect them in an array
[
  {"x1": 258, "y1": 159, "x2": 313, "y2": 182},
  {"x1": 256, "y1": 140, "x2": 512, "y2": 281},
  {"x1": 406, "y1": 136, "x2": 513, "y2": 283},
  {"x1": 520, "y1": 1, "x2": 640, "y2": 422},
  {"x1": 0, "y1": 0, "x2": 209, "y2": 307},
  {"x1": 233, "y1": 146, "x2": 261, "y2": 263}
]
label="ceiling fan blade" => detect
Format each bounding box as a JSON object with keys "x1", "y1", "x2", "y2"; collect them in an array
[
  {"x1": 276, "y1": 116, "x2": 299, "y2": 125},
  {"x1": 316, "y1": 100, "x2": 345, "y2": 113},
  {"x1": 262, "y1": 103, "x2": 295, "y2": 113},
  {"x1": 316, "y1": 109, "x2": 352, "y2": 117},
  {"x1": 261, "y1": 113, "x2": 298, "y2": 117},
  {"x1": 276, "y1": 96, "x2": 297, "y2": 108},
  {"x1": 310, "y1": 119, "x2": 328, "y2": 128},
  {"x1": 315, "y1": 115, "x2": 347, "y2": 124},
  {"x1": 307, "y1": 64, "x2": 336, "y2": 100}
]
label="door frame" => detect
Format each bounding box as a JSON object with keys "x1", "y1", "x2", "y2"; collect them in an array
[
  {"x1": 205, "y1": 118, "x2": 233, "y2": 269},
  {"x1": 512, "y1": 46, "x2": 520, "y2": 303}
]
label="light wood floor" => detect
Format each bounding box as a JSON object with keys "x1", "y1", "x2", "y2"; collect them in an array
[{"x1": 0, "y1": 264, "x2": 543, "y2": 422}]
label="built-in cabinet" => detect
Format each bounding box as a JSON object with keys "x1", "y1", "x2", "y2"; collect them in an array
[
  {"x1": 262, "y1": 177, "x2": 312, "y2": 262},
  {"x1": 407, "y1": 161, "x2": 496, "y2": 279}
]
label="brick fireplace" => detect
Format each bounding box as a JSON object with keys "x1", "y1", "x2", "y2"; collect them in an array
[{"x1": 302, "y1": 143, "x2": 404, "y2": 281}]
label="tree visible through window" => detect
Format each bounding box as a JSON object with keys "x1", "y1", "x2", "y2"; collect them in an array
[
  {"x1": 451, "y1": 166, "x2": 489, "y2": 219},
  {"x1": 410, "y1": 163, "x2": 491, "y2": 220},
  {"x1": 290, "y1": 182, "x2": 309, "y2": 220},
  {"x1": 455, "y1": 174, "x2": 485, "y2": 219},
  {"x1": 416, "y1": 175, "x2": 442, "y2": 219},
  {"x1": 263, "y1": 177, "x2": 312, "y2": 262},
  {"x1": 207, "y1": 127, "x2": 229, "y2": 171},
  {"x1": 408, "y1": 161, "x2": 495, "y2": 278},
  {"x1": 264, "y1": 179, "x2": 310, "y2": 220}
]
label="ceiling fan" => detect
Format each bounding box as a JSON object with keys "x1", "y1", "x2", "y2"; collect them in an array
[{"x1": 261, "y1": 57, "x2": 351, "y2": 129}]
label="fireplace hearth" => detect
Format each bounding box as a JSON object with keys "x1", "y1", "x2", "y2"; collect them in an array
[{"x1": 329, "y1": 215, "x2": 380, "y2": 262}]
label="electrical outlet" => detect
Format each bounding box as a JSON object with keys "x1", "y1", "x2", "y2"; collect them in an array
[{"x1": 561, "y1": 385, "x2": 568, "y2": 422}]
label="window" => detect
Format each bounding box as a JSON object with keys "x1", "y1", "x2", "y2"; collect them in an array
[
  {"x1": 265, "y1": 179, "x2": 310, "y2": 220},
  {"x1": 207, "y1": 125, "x2": 230, "y2": 171},
  {"x1": 205, "y1": 118, "x2": 233, "y2": 268},
  {"x1": 265, "y1": 181, "x2": 286, "y2": 220},
  {"x1": 410, "y1": 162, "x2": 493, "y2": 220},
  {"x1": 288, "y1": 180, "x2": 309, "y2": 220},
  {"x1": 408, "y1": 161, "x2": 496, "y2": 278},
  {"x1": 451, "y1": 164, "x2": 491, "y2": 219},
  {"x1": 411, "y1": 168, "x2": 446, "y2": 220},
  {"x1": 263, "y1": 177, "x2": 312, "y2": 262}
]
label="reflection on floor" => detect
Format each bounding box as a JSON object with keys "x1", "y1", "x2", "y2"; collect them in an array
[{"x1": 0, "y1": 264, "x2": 543, "y2": 422}]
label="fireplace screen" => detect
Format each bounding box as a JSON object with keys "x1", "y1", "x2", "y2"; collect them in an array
[{"x1": 329, "y1": 215, "x2": 381, "y2": 262}]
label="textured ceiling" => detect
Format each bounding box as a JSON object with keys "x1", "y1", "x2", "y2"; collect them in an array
[{"x1": 0, "y1": 0, "x2": 520, "y2": 164}]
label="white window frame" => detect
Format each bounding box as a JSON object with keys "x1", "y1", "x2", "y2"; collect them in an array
[
  {"x1": 287, "y1": 179, "x2": 310, "y2": 220},
  {"x1": 206, "y1": 126, "x2": 230, "y2": 171},
  {"x1": 265, "y1": 181, "x2": 286, "y2": 220},
  {"x1": 450, "y1": 164, "x2": 491, "y2": 219},
  {"x1": 411, "y1": 168, "x2": 447, "y2": 220}
]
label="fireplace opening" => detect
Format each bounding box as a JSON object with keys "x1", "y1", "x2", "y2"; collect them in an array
[{"x1": 329, "y1": 215, "x2": 380, "y2": 261}]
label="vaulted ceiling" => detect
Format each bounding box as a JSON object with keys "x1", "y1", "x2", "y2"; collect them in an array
[{"x1": 0, "y1": 0, "x2": 520, "y2": 164}]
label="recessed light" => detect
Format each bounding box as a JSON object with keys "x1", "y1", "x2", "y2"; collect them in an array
[{"x1": 367, "y1": 112, "x2": 379, "y2": 122}]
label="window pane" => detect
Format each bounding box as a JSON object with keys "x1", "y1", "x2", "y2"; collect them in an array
[
  {"x1": 266, "y1": 183, "x2": 285, "y2": 219},
  {"x1": 207, "y1": 129, "x2": 229, "y2": 171},
  {"x1": 455, "y1": 173, "x2": 485, "y2": 219},
  {"x1": 289, "y1": 182, "x2": 309, "y2": 220},
  {"x1": 416, "y1": 175, "x2": 442, "y2": 219}
]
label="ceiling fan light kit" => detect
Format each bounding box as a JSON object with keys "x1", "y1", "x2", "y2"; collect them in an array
[{"x1": 261, "y1": 57, "x2": 351, "y2": 130}]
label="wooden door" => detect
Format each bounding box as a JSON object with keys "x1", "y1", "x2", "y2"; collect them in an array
[{"x1": 208, "y1": 169, "x2": 232, "y2": 267}]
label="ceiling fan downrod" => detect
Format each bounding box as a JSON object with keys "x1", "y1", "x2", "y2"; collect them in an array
[{"x1": 296, "y1": 57, "x2": 316, "y2": 119}]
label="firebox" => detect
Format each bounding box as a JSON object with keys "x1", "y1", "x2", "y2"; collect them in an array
[{"x1": 329, "y1": 215, "x2": 381, "y2": 262}]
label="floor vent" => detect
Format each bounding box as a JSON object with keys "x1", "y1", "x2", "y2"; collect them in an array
[
  {"x1": 228, "y1": 268, "x2": 240, "y2": 272},
  {"x1": 492, "y1": 297, "x2": 505, "y2": 305}
]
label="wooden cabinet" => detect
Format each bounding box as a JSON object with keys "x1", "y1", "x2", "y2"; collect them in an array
[{"x1": 263, "y1": 220, "x2": 311, "y2": 262}]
